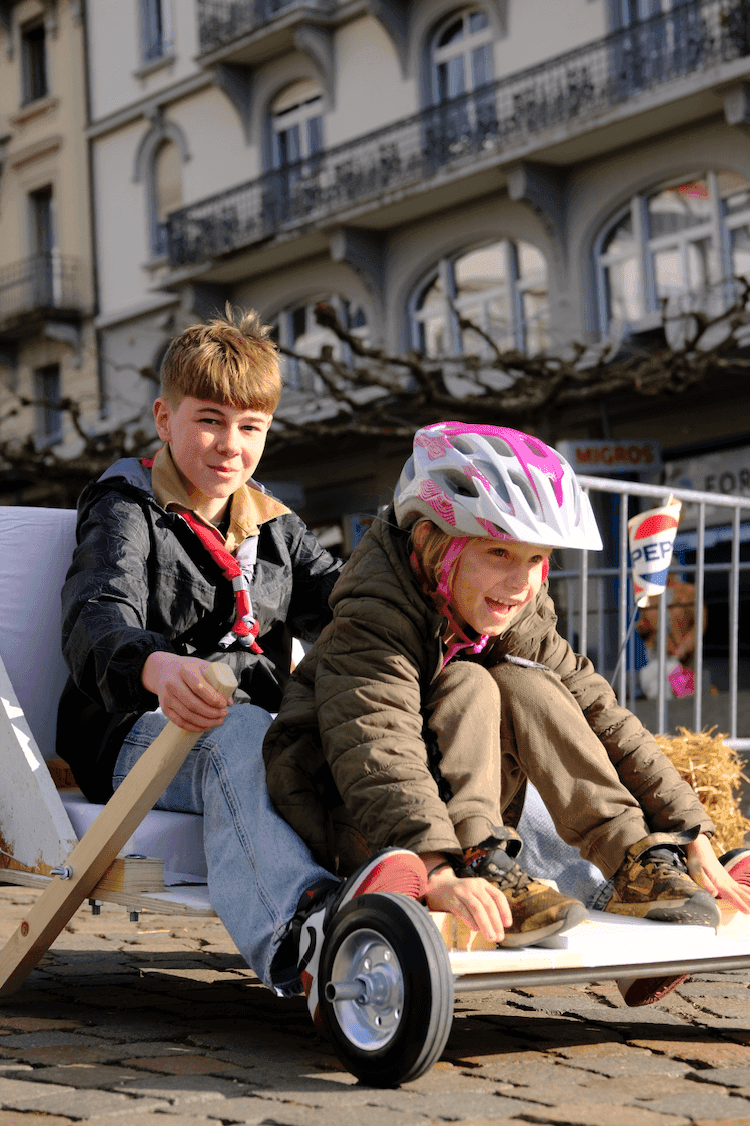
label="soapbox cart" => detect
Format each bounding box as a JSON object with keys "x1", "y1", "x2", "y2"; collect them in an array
[{"x1": 2, "y1": 506, "x2": 750, "y2": 1088}]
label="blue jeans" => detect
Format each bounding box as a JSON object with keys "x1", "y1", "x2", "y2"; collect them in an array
[
  {"x1": 518, "y1": 782, "x2": 613, "y2": 910},
  {"x1": 113, "y1": 703, "x2": 332, "y2": 994}
]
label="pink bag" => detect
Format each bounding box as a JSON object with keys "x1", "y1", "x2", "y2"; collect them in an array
[{"x1": 668, "y1": 663, "x2": 695, "y2": 698}]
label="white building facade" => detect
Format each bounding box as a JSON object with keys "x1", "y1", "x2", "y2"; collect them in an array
[
  {"x1": 0, "y1": 0, "x2": 96, "y2": 503},
  {"x1": 85, "y1": 0, "x2": 750, "y2": 545}
]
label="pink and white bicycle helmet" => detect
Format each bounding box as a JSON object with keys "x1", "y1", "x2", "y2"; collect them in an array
[{"x1": 394, "y1": 421, "x2": 602, "y2": 551}]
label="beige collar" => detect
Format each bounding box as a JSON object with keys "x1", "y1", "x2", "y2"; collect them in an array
[{"x1": 150, "y1": 445, "x2": 290, "y2": 550}]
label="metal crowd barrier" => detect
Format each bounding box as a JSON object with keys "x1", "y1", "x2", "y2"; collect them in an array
[{"x1": 548, "y1": 475, "x2": 750, "y2": 752}]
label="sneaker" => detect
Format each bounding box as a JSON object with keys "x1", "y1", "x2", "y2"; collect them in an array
[
  {"x1": 719, "y1": 848, "x2": 750, "y2": 893},
  {"x1": 465, "y1": 836, "x2": 587, "y2": 948},
  {"x1": 616, "y1": 972, "x2": 690, "y2": 1008},
  {"x1": 294, "y1": 848, "x2": 428, "y2": 1026},
  {"x1": 603, "y1": 833, "x2": 720, "y2": 926}
]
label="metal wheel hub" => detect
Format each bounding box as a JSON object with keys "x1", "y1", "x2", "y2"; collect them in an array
[{"x1": 326, "y1": 927, "x2": 405, "y2": 1051}]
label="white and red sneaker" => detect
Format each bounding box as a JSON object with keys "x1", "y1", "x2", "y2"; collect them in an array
[
  {"x1": 295, "y1": 848, "x2": 428, "y2": 1026},
  {"x1": 719, "y1": 848, "x2": 750, "y2": 891}
]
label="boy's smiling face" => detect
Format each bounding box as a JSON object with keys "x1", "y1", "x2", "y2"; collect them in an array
[
  {"x1": 451, "y1": 538, "x2": 551, "y2": 637},
  {"x1": 154, "y1": 396, "x2": 272, "y2": 522}
]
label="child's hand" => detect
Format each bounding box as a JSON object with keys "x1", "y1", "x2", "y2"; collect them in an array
[
  {"x1": 422, "y1": 855, "x2": 512, "y2": 944},
  {"x1": 685, "y1": 834, "x2": 750, "y2": 915},
  {"x1": 141, "y1": 652, "x2": 232, "y2": 732}
]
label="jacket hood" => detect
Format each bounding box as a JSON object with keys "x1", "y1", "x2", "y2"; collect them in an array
[
  {"x1": 98, "y1": 457, "x2": 155, "y2": 495},
  {"x1": 330, "y1": 512, "x2": 445, "y2": 641}
]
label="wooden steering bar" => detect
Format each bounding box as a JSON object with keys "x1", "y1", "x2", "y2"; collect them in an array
[{"x1": 0, "y1": 662, "x2": 237, "y2": 996}]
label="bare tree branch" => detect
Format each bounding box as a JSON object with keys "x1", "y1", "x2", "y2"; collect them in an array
[{"x1": 2, "y1": 283, "x2": 749, "y2": 504}]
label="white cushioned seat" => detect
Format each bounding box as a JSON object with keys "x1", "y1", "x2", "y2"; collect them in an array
[{"x1": 0, "y1": 506, "x2": 208, "y2": 884}]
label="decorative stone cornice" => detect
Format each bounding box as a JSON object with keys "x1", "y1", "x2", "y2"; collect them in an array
[{"x1": 8, "y1": 134, "x2": 62, "y2": 171}]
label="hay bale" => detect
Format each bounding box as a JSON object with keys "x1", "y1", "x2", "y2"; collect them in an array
[{"x1": 655, "y1": 727, "x2": 750, "y2": 856}]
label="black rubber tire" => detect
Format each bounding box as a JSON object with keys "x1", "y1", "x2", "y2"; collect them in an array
[{"x1": 318, "y1": 892, "x2": 454, "y2": 1087}]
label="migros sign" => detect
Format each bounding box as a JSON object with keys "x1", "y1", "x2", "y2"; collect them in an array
[{"x1": 556, "y1": 440, "x2": 662, "y2": 476}]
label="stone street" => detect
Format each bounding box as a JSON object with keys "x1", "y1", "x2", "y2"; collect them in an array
[{"x1": 2, "y1": 884, "x2": 750, "y2": 1126}]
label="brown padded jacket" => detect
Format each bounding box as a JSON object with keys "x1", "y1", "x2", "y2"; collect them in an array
[{"x1": 263, "y1": 511, "x2": 713, "y2": 875}]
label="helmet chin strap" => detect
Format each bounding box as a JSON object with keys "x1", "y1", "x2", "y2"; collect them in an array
[
  {"x1": 412, "y1": 538, "x2": 550, "y2": 666},
  {"x1": 410, "y1": 537, "x2": 488, "y2": 665}
]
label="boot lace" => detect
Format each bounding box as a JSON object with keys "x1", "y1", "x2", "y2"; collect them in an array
[
  {"x1": 475, "y1": 853, "x2": 532, "y2": 893},
  {"x1": 641, "y1": 845, "x2": 688, "y2": 878}
]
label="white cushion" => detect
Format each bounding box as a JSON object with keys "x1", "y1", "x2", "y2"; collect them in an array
[
  {"x1": 0, "y1": 507, "x2": 77, "y2": 760},
  {"x1": 0, "y1": 505, "x2": 208, "y2": 883},
  {"x1": 61, "y1": 791, "x2": 207, "y2": 884}
]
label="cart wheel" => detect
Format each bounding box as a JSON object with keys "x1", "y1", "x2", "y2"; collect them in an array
[{"x1": 319, "y1": 892, "x2": 454, "y2": 1087}]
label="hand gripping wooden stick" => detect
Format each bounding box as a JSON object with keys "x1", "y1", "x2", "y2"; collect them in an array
[{"x1": 0, "y1": 662, "x2": 237, "y2": 996}]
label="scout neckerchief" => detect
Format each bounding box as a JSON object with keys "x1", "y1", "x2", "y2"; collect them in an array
[{"x1": 141, "y1": 456, "x2": 262, "y2": 653}]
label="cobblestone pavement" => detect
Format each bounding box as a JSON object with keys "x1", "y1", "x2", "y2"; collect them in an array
[{"x1": 3, "y1": 886, "x2": 750, "y2": 1126}]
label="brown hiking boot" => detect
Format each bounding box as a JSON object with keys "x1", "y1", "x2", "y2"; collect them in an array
[
  {"x1": 603, "y1": 833, "x2": 720, "y2": 926},
  {"x1": 465, "y1": 836, "x2": 587, "y2": 948}
]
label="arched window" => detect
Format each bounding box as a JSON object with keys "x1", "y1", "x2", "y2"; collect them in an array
[
  {"x1": 596, "y1": 171, "x2": 750, "y2": 334},
  {"x1": 274, "y1": 297, "x2": 368, "y2": 391},
  {"x1": 430, "y1": 7, "x2": 494, "y2": 103},
  {"x1": 271, "y1": 79, "x2": 324, "y2": 169},
  {"x1": 411, "y1": 240, "x2": 549, "y2": 357},
  {"x1": 150, "y1": 141, "x2": 182, "y2": 257},
  {"x1": 264, "y1": 79, "x2": 325, "y2": 227},
  {"x1": 425, "y1": 8, "x2": 496, "y2": 165}
]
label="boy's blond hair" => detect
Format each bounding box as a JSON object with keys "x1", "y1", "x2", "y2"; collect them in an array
[{"x1": 160, "y1": 305, "x2": 281, "y2": 413}]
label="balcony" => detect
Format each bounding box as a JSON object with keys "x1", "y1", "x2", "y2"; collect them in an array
[
  {"x1": 197, "y1": 0, "x2": 336, "y2": 60},
  {"x1": 169, "y1": 0, "x2": 750, "y2": 273},
  {"x1": 0, "y1": 254, "x2": 86, "y2": 341}
]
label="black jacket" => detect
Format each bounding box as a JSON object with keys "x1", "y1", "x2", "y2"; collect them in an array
[{"x1": 57, "y1": 458, "x2": 342, "y2": 801}]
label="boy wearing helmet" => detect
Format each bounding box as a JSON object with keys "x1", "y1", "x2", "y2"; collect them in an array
[{"x1": 264, "y1": 422, "x2": 750, "y2": 966}]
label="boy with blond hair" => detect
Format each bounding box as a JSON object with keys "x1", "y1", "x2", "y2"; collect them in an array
[{"x1": 57, "y1": 307, "x2": 426, "y2": 1010}]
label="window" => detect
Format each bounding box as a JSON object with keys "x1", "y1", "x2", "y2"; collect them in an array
[
  {"x1": 425, "y1": 8, "x2": 496, "y2": 163},
  {"x1": 140, "y1": 0, "x2": 173, "y2": 63},
  {"x1": 34, "y1": 364, "x2": 61, "y2": 445},
  {"x1": 612, "y1": 0, "x2": 662, "y2": 25},
  {"x1": 271, "y1": 79, "x2": 323, "y2": 169},
  {"x1": 149, "y1": 141, "x2": 182, "y2": 257},
  {"x1": 596, "y1": 171, "x2": 750, "y2": 334},
  {"x1": 431, "y1": 7, "x2": 494, "y2": 103},
  {"x1": 609, "y1": 0, "x2": 703, "y2": 92},
  {"x1": 265, "y1": 80, "x2": 324, "y2": 225},
  {"x1": 612, "y1": 0, "x2": 693, "y2": 27},
  {"x1": 274, "y1": 297, "x2": 368, "y2": 391},
  {"x1": 411, "y1": 241, "x2": 549, "y2": 357},
  {"x1": 28, "y1": 185, "x2": 58, "y2": 305},
  {"x1": 21, "y1": 21, "x2": 48, "y2": 104}
]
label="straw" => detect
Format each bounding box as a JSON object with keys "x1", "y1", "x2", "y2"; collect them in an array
[{"x1": 655, "y1": 727, "x2": 750, "y2": 855}]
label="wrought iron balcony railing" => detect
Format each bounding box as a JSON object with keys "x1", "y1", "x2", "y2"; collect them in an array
[
  {"x1": 197, "y1": 0, "x2": 336, "y2": 54},
  {"x1": 170, "y1": 0, "x2": 750, "y2": 269},
  {"x1": 0, "y1": 253, "x2": 85, "y2": 328}
]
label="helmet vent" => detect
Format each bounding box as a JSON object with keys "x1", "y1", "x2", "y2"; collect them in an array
[
  {"x1": 483, "y1": 436, "x2": 514, "y2": 460},
  {"x1": 450, "y1": 437, "x2": 475, "y2": 456},
  {"x1": 523, "y1": 436, "x2": 547, "y2": 458},
  {"x1": 508, "y1": 468, "x2": 540, "y2": 514},
  {"x1": 473, "y1": 459, "x2": 512, "y2": 508},
  {"x1": 433, "y1": 469, "x2": 479, "y2": 499}
]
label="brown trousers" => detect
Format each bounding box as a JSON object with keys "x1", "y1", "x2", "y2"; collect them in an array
[{"x1": 424, "y1": 661, "x2": 652, "y2": 879}]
